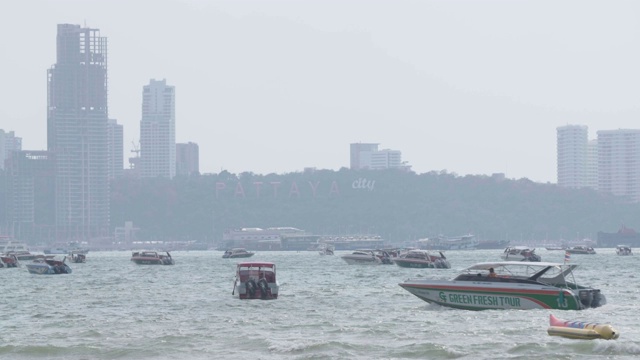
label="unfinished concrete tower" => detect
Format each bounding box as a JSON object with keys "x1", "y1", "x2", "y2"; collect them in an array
[{"x1": 47, "y1": 24, "x2": 110, "y2": 240}]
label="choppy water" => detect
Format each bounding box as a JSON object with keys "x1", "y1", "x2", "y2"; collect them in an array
[{"x1": 1, "y1": 249, "x2": 639, "y2": 359}]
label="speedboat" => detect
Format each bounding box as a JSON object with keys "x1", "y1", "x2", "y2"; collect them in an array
[
  {"x1": 222, "y1": 248, "x2": 255, "y2": 259},
  {"x1": 4, "y1": 250, "x2": 37, "y2": 261},
  {"x1": 341, "y1": 250, "x2": 392, "y2": 265},
  {"x1": 399, "y1": 261, "x2": 606, "y2": 310},
  {"x1": 131, "y1": 251, "x2": 174, "y2": 265},
  {"x1": 318, "y1": 244, "x2": 334, "y2": 255},
  {"x1": 233, "y1": 262, "x2": 279, "y2": 300},
  {"x1": 501, "y1": 246, "x2": 541, "y2": 262},
  {"x1": 0, "y1": 254, "x2": 19, "y2": 268},
  {"x1": 69, "y1": 251, "x2": 86, "y2": 263},
  {"x1": 615, "y1": 245, "x2": 632, "y2": 256},
  {"x1": 566, "y1": 246, "x2": 596, "y2": 255},
  {"x1": 26, "y1": 257, "x2": 72, "y2": 275},
  {"x1": 393, "y1": 250, "x2": 450, "y2": 269}
]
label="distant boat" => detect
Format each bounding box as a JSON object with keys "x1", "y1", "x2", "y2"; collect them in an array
[
  {"x1": 222, "y1": 248, "x2": 255, "y2": 259},
  {"x1": 566, "y1": 246, "x2": 596, "y2": 255},
  {"x1": 26, "y1": 258, "x2": 72, "y2": 275},
  {"x1": 131, "y1": 251, "x2": 175, "y2": 265}
]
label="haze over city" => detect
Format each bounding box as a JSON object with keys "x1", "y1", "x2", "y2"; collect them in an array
[{"x1": 1, "y1": 0, "x2": 639, "y2": 183}]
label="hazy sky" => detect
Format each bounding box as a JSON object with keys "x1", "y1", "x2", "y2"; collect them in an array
[{"x1": 1, "y1": 0, "x2": 639, "y2": 183}]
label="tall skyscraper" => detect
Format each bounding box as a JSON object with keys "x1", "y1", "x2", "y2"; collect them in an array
[
  {"x1": 597, "y1": 129, "x2": 640, "y2": 202},
  {"x1": 140, "y1": 79, "x2": 176, "y2": 179},
  {"x1": 350, "y1": 143, "x2": 379, "y2": 169},
  {"x1": 107, "y1": 119, "x2": 123, "y2": 180},
  {"x1": 0, "y1": 129, "x2": 22, "y2": 170},
  {"x1": 176, "y1": 142, "x2": 199, "y2": 176},
  {"x1": 47, "y1": 24, "x2": 110, "y2": 239},
  {"x1": 556, "y1": 125, "x2": 588, "y2": 188}
]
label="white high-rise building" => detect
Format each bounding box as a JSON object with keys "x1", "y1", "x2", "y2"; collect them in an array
[
  {"x1": 585, "y1": 139, "x2": 598, "y2": 190},
  {"x1": 0, "y1": 129, "x2": 22, "y2": 170},
  {"x1": 597, "y1": 129, "x2": 640, "y2": 202},
  {"x1": 370, "y1": 149, "x2": 402, "y2": 169},
  {"x1": 557, "y1": 125, "x2": 588, "y2": 188},
  {"x1": 350, "y1": 143, "x2": 408, "y2": 170},
  {"x1": 140, "y1": 79, "x2": 176, "y2": 179}
]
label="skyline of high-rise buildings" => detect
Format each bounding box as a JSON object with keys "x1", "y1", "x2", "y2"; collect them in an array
[{"x1": 557, "y1": 125, "x2": 640, "y2": 203}]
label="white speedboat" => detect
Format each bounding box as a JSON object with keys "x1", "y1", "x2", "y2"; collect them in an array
[
  {"x1": 318, "y1": 244, "x2": 334, "y2": 255},
  {"x1": 393, "y1": 250, "x2": 450, "y2": 269},
  {"x1": 566, "y1": 246, "x2": 596, "y2": 255},
  {"x1": 131, "y1": 251, "x2": 174, "y2": 265},
  {"x1": 222, "y1": 248, "x2": 255, "y2": 259},
  {"x1": 26, "y1": 258, "x2": 72, "y2": 275},
  {"x1": 616, "y1": 245, "x2": 632, "y2": 256},
  {"x1": 399, "y1": 261, "x2": 606, "y2": 310},
  {"x1": 341, "y1": 250, "x2": 392, "y2": 265},
  {"x1": 233, "y1": 262, "x2": 279, "y2": 300},
  {"x1": 501, "y1": 246, "x2": 541, "y2": 262}
]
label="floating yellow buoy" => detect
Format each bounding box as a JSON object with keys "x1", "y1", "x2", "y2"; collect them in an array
[{"x1": 547, "y1": 314, "x2": 619, "y2": 340}]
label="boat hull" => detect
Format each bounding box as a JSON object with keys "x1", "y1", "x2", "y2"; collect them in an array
[
  {"x1": 131, "y1": 258, "x2": 174, "y2": 265},
  {"x1": 26, "y1": 263, "x2": 72, "y2": 275},
  {"x1": 222, "y1": 253, "x2": 254, "y2": 259},
  {"x1": 399, "y1": 280, "x2": 585, "y2": 310},
  {"x1": 393, "y1": 259, "x2": 450, "y2": 269},
  {"x1": 341, "y1": 256, "x2": 381, "y2": 265}
]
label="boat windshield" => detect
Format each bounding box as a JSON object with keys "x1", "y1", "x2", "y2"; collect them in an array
[{"x1": 461, "y1": 262, "x2": 577, "y2": 282}]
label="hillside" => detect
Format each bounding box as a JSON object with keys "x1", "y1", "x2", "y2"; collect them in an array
[{"x1": 110, "y1": 169, "x2": 640, "y2": 243}]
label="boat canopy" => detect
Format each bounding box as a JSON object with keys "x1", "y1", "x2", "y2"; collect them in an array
[
  {"x1": 237, "y1": 262, "x2": 275, "y2": 269},
  {"x1": 465, "y1": 261, "x2": 566, "y2": 270}
]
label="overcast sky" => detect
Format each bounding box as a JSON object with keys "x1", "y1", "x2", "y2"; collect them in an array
[{"x1": 1, "y1": 0, "x2": 639, "y2": 183}]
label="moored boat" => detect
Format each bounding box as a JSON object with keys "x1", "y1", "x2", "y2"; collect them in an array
[
  {"x1": 232, "y1": 262, "x2": 279, "y2": 300},
  {"x1": 131, "y1": 251, "x2": 174, "y2": 265},
  {"x1": 566, "y1": 246, "x2": 596, "y2": 255},
  {"x1": 615, "y1": 245, "x2": 632, "y2": 256},
  {"x1": 69, "y1": 251, "x2": 86, "y2": 263},
  {"x1": 399, "y1": 261, "x2": 606, "y2": 310},
  {"x1": 393, "y1": 250, "x2": 450, "y2": 269},
  {"x1": 26, "y1": 257, "x2": 72, "y2": 275},
  {"x1": 501, "y1": 246, "x2": 541, "y2": 262},
  {"x1": 0, "y1": 254, "x2": 19, "y2": 268},
  {"x1": 318, "y1": 244, "x2": 334, "y2": 255},
  {"x1": 341, "y1": 249, "x2": 392, "y2": 265},
  {"x1": 222, "y1": 248, "x2": 255, "y2": 259}
]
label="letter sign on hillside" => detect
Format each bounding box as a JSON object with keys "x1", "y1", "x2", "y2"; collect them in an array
[{"x1": 352, "y1": 178, "x2": 375, "y2": 191}]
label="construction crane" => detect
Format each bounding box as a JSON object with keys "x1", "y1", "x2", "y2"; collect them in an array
[{"x1": 129, "y1": 140, "x2": 140, "y2": 169}]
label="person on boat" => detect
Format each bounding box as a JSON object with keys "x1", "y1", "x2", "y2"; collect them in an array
[{"x1": 488, "y1": 268, "x2": 497, "y2": 278}]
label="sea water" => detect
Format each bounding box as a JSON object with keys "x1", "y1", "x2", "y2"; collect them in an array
[{"x1": 0, "y1": 249, "x2": 639, "y2": 359}]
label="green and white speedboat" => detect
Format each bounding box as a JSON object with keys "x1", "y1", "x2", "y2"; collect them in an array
[{"x1": 399, "y1": 262, "x2": 606, "y2": 310}]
